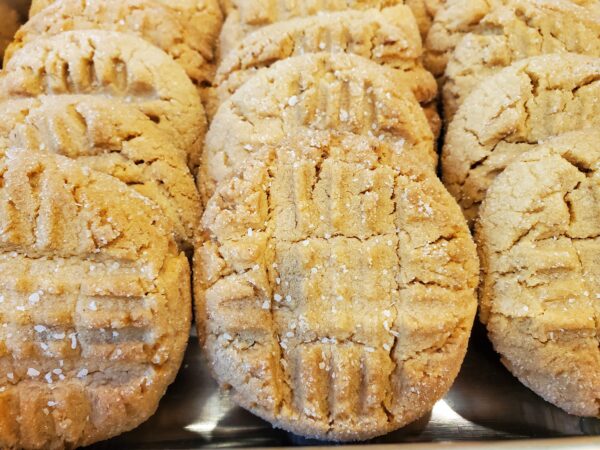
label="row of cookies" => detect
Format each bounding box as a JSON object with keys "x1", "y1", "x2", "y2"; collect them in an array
[
  {"x1": 196, "y1": 0, "x2": 480, "y2": 441},
  {"x1": 0, "y1": 0, "x2": 218, "y2": 447},
  {"x1": 427, "y1": 0, "x2": 600, "y2": 416}
]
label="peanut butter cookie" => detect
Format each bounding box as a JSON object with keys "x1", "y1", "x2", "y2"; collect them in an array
[
  {"x1": 8, "y1": 0, "x2": 222, "y2": 98},
  {"x1": 0, "y1": 148, "x2": 191, "y2": 449},
  {"x1": 0, "y1": 95, "x2": 200, "y2": 248},
  {"x1": 476, "y1": 129, "x2": 600, "y2": 417},
  {"x1": 212, "y1": 6, "x2": 436, "y2": 122},
  {"x1": 443, "y1": 0, "x2": 600, "y2": 120},
  {"x1": 405, "y1": 0, "x2": 444, "y2": 37},
  {"x1": 195, "y1": 129, "x2": 478, "y2": 440},
  {"x1": 0, "y1": 30, "x2": 206, "y2": 170},
  {"x1": 218, "y1": 0, "x2": 407, "y2": 58},
  {"x1": 202, "y1": 53, "x2": 435, "y2": 202},
  {"x1": 442, "y1": 53, "x2": 600, "y2": 224},
  {"x1": 424, "y1": 0, "x2": 600, "y2": 77}
]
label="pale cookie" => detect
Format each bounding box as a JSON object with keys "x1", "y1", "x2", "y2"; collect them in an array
[
  {"x1": 194, "y1": 129, "x2": 478, "y2": 441},
  {"x1": 7, "y1": 0, "x2": 223, "y2": 95},
  {"x1": 218, "y1": 0, "x2": 408, "y2": 58},
  {"x1": 0, "y1": 148, "x2": 191, "y2": 449},
  {"x1": 0, "y1": 3, "x2": 20, "y2": 62},
  {"x1": 202, "y1": 53, "x2": 435, "y2": 203},
  {"x1": 476, "y1": 129, "x2": 600, "y2": 417},
  {"x1": 442, "y1": 53, "x2": 600, "y2": 225},
  {"x1": 0, "y1": 95, "x2": 200, "y2": 248},
  {"x1": 443, "y1": 0, "x2": 600, "y2": 120},
  {"x1": 0, "y1": 30, "x2": 206, "y2": 170},
  {"x1": 424, "y1": 0, "x2": 600, "y2": 77},
  {"x1": 404, "y1": 0, "x2": 444, "y2": 37},
  {"x1": 212, "y1": 6, "x2": 437, "y2": 121}
]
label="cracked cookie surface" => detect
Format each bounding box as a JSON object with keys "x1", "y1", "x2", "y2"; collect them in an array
[
  {"x1": 0, "y1": 95, "x2": 200, "y2": 248},
  {"x1": 0, "y1": 149, "x2": 191, "y2": 450},
  {"x1": 202, "y1": 53, "x2": 435, "y2": 203},
  {"x1": 443, "y1": 0, "x2": 600, "y2": 120},
  {"x1": 476, "y1": 129, "x2": 600, "y2": 417},
  {"x1": 442, "y1": 53, "x2": 600, "y2": 224},
  {"x1": 194, "y1": 129, "x2": 478, "y2": 441},
  {"x1": 218, "y1": 0, "x2": 411, "y2": 58},
  {"x1": 211, "y1": 6, "x2": 436, "y2": 121},
  {"x1": 0, "y1": 30, "x2": 206, "y2": 170},
  {"x1": 8, "y1": 0, "x2": 223, "y2": 97},
  {"x1": 424, "y1": 0, "x2": 600, "y2": 77}
]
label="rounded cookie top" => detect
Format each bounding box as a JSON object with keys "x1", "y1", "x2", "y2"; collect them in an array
[
  {"x1": 218, "y1": 0, "x2": 404, "y2": 58},
  {"x1": 0, "y1": 95, "x2": 200, "y2": 248},
  {"x1": 203, "y1": 52, "x2": 435, "y2": 202},
  {"x1": 476, "y1": 129, "x2": 600, "y2": 417},
  {"x1": 7, "y1": 0, "x2": 223, "y2": 91},
  {"x1": 404, "y1": 0, "x2": 445, "y2": 37},
  {"x1": 0, "y1": 149, "x2": 191, "y2": 449},
  {"x1": 424, "y1": 0, "x2": 600, "y2": 77},
  {"x1": 0, "y1": 29, "x2": 206, "y2": 170},
  {"x1": 214, "y1": 6, "x2": 436, "y2": 117},
  {"x1": 442, "y1": 53, "x2": 600, "y2": 224},
  {"x1": 443, "y1": 0, "x2": 600, "y2": 120},
  {"x1": 194, "y1": 129, "x2": 478, "y2": 441}
]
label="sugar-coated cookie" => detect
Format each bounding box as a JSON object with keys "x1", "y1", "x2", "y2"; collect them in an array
[{"x1": 195, "y1": 129, "x2": 478, "y2": 441}]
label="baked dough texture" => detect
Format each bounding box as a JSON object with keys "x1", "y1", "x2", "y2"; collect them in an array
[
  {"x1": 218, "y1": 0, "x2": 409, "y2": 58},
  {"x1": 8, "y1": 0, "x2": 223, "y2": 94},
  {"x1": 0, "y1": 30, "x2": 206, "y2": 170},
  {"x1": 202, "y1": 53, "x2": 435, "y2": 203},
  {"x1": 476, "y1": 129, "x2": 600, "y2": 417},
  {"x1": 424, "y1": 0, "x2": 600, "y2": 77},
  {"x1": 442, "y1": 53, "x2": 600, "y2": 224},
  {"x1": 442, "y1": 0, "x2": 600, "y2": 120},
  {"x1": 0, "y1": 95, "x2": 200, "y2": 248},
  {"x1": 211, "y1": 6, "x2": 436, "y2": 120},
  {"x1": 0, "y1": 148, "x2": 191, "y2": 449},
  {"x1": 195, "y1": 129, "x2": 478, "y2": 440}
]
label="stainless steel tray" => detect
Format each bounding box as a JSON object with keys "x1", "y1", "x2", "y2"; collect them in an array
[{"x1": 86, "y1": 324, "x2": 600, "y2": 449}]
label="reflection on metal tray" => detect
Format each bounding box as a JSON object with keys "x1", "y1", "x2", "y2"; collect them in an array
[{"x1": 87, "y1": 324, "x2": 600, "y2": 449}]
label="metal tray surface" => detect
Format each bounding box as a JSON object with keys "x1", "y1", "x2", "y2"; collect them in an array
[{"x1": 87, "y1": 324, "x2": 600, "y2": 449}]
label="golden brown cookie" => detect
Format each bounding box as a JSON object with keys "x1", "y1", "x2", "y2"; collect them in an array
[
  {"x1": 0, "y1": 148, "x2": 191, "y2": 449},
  {"x1": 218, "y1": 0, "x2": 407, "y2": 58},
  {"x1": 0, "y1": 30, "x2": 206, "y2": 170},
  {"x1": 476, "y1": 129, "x2": 600, "y2": 417},
  {"x1": 202, "y1": 53, "x2": 435, "y2": 203},
  {"x1": 404, "y1": 0, "x2": 444, "y2": 37},
  {"x1": 443, "y1": 0, "x2": 600, "y2": 120},
  {"x1": 424, "y1": 0, "x2": 600, "y2": 77},
  {"x1": 0, "y1": 95, "x2": 200, "y2": 248},
  {"x1": 212, "y1": 6, "x2": 436, "y2": 121},
  {"x1": 195, "y1": 129, "x2": 478, "y2": 441},
  {"x1": 442, "y1": 53, "x2": 600, "y2": 225},
  {"x1": 0, "y1": 3, "x2": 20, "y2": 63},
  {"x1": 7, "y1": 0, "x2": 223, "y2": 96}
]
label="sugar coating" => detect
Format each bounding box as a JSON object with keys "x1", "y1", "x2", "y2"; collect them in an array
[
  {"x1": 0, "y1": 149, "x2": 191, "y2": 449},
  {"x1": 476, "y1": 129, "x2": 600, "y2": 417},
  {"x1": 442, "y1": 53, "x2": 600, "y2": 224},
  {"x1": 195, "y1": 130, "x2": 478, "y2": 441}
]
